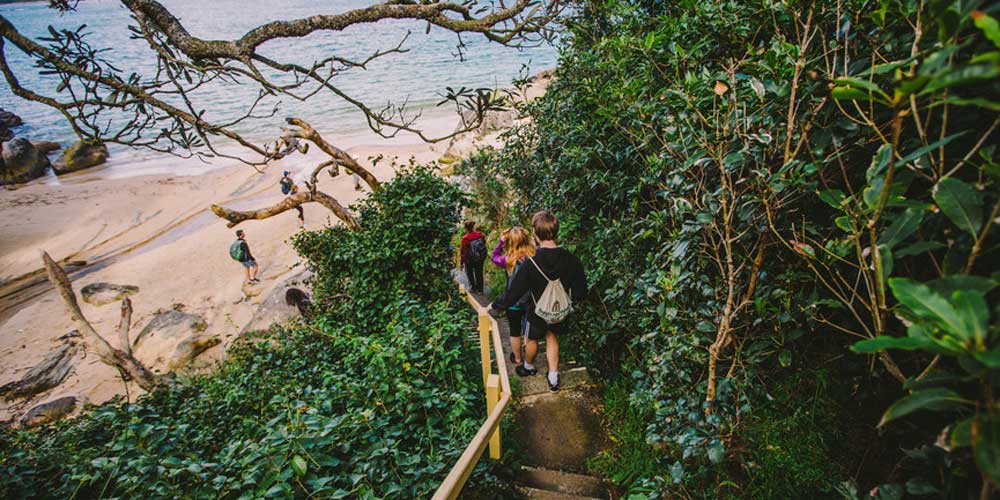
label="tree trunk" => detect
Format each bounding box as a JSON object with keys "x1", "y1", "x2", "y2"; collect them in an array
[{"x1": 41, "y1": 251, "x2": 163, "y2": 392}]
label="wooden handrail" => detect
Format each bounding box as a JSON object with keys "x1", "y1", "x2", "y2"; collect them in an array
[{"x1": 431, "y1": 283, "x2": 512, "y2": 500}]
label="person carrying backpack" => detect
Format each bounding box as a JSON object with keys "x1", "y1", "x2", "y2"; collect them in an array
[
  {"x1": 229, "y1": 229, "x2": 260, "y2": 284},
  {"x1": 488, "y1": 211, "x2": 587, "y2": 392},
  {"x1": 279, "y1": 171, "x2": 305, "y2": 227},
  {"x1": 460, "y1": 220, "x2": 487, "y2": 294}
]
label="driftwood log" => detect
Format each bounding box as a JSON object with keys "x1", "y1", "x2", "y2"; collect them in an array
[{"x1": 41, "y1": 251, "x2": 165, "y2": 391}]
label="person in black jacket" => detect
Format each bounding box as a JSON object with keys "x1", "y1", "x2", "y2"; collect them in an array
[{"x1": 488, "y1": 211, "x2": 587, "y2": 392}]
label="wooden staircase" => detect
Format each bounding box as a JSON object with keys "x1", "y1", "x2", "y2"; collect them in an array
[{"x1": 471, "y1": 292, "x2": 612, "y2": 500}]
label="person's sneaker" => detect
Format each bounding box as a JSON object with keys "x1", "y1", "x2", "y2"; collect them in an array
[
  {"x1": 548, "y1": 373, "x2": 560, "y2": 392},
  {"x1": 515, "y1": 365, "x2": 537, "y2": 377},
  {"x1": 250, "y1": 278, "x2": 260, "y2": 284}
]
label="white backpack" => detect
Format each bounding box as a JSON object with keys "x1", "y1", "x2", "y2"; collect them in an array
[{"x1": 527, "y1": 256, "x2": 572, "y2": 324}]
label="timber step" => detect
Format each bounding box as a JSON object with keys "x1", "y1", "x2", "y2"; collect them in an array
[
  {"x1": 514, "y1": 366, "x2": 591, "y2": 396},
  {"x1": 517, "y1": 466, "x2": 610, "y2": 499},
  {"x1": 517, "y1": 486, "x2": 606, "y2": 500}
]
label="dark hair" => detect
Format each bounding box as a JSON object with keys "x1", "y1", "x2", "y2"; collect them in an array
[
  {"x1": 463, "y1": 220, "x2": 476, "y2": 233},
  {"x1": 236, "y1": 229, "x2": 245, "y2": 238},
  {"x1": 531, "y1": 210, "x2": 559, "y2": 241}
]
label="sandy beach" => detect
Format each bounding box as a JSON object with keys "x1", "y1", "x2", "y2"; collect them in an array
[
  {"x1": 0, "y1": 141, "x2": 436, "y2": 420},
  {"x1": 0, "y1": 71, "x2": 551, "y2": 422}
]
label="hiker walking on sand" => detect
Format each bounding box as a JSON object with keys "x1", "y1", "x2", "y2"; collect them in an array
[
  {"x1": 460, "y1": 220, "x2": 487, "y2": 294},
  {"x1": 490, "y1": 226, "x2": 535, "y2": 365},
  {"x1": 488, "y1": 211, "x2": 587, "y2": 392},
  {"x1": 279, "y1": 170, "x2": 305, "y2": 227},
  {"x1": 230, "y1": 229, "x2": 260, "y2": 284}
]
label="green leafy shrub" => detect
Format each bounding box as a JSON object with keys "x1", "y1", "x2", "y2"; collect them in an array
[
  {"x1": 463, "y1": 0, "x2": 999, "y2": 497},
  {"x1": 739, "y1": 371, "x2": 848, "y2": 498},
  {"x1": 0, "y1": 168, "x2": 493, "y2": 499}
]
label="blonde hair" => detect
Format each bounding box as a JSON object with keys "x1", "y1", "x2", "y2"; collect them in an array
[{"x1": 504, "y1": 226, "x2": 536, "y2": 273}]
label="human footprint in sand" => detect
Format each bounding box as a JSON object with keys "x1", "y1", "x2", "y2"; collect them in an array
[{"x1": 230, "y1": 229, "x2": 260, "y2": 284}]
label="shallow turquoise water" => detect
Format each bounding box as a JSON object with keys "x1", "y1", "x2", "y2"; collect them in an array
[{"x1": 0, "y1": 0, "x2": 557, "y2": 176}]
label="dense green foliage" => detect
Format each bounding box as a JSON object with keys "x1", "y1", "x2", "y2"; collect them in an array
[
  {"x1": 463, "y1": 0, "x2": 999, "y2": 497},
  {"x1": 0, "y1": 167, "x2": 492, "y2": 499}
]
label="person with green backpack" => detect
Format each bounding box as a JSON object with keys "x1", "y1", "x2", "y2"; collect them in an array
[
  {"x1": 488, "y1": 210, "x2": 587, "y2": 392},
  {"x1": 229, "y1": 229, "x2": 260, "y2": 284}
]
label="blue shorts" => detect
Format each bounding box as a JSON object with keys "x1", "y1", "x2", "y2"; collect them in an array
[{"x1": 240, "y1": 259, "x2": 257, "y2": 268}]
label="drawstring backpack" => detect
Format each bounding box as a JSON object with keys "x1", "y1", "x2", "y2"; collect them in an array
[{"x1": 527, "y1": 256, "x2": 572, "y2": 324}]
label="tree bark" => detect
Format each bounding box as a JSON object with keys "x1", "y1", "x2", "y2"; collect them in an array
[
  {"x1": 210, "y1": 189, "x2": 359, "y2": 230},
  {"x1": 285, "y1": 118, "x2": 380, "y2": 192},
  {"x1": 117, "y1": 297, "x2": 133, "y2": 355},
  {"x1": 41, "y1": 251, "x2": 163, "y2": 392}
]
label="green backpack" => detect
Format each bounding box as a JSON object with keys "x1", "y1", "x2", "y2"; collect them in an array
[{"x1": 229, "y1": 240, "x2": 245, "y2": 261}]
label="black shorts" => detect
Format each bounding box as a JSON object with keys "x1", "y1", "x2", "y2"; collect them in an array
[{"x1": 522, "y1": 313, "x2": 568, "y2": 341}]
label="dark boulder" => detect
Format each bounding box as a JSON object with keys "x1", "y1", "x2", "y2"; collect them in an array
[
  {"x1": 31, "y1": 140, "x2": 61, "y2": 155},
  {"x1": 0, "y1": 343, "x2": 81, "y2": 400},
  {"x1": 20, "y1": 395, "x2": 79, "y2": 427},
  {"x1": 53, "y1": 141, "x2": 108, "y2": 175},
  {"x1": 0, "y1": 108, "x2": 22, "y2": 143},
  {"x1": 0, "y1": 138, "x2": 50, "y2": 185}
]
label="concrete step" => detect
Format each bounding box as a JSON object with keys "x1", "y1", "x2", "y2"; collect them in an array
[
  {"x1": 517, "y1": 486, "x2": 605, "y2": 500},
  {"x1": 518, "y1": 466, "x2": 609, "y2": 499},
  {"x1": 514, "y1": 366, "x2": 590, "y2": 396}
]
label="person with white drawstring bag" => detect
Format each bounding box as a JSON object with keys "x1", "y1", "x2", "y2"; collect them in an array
[{"x1": 487, "y1": 210, "x2": 588, "y2": 392}]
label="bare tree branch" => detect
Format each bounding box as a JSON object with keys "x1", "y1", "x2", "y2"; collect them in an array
[
  {"x1": 0, "y1": 0, "x2": 562, "y2": 161},
  {"x1": 117, "y1": 297, "x2": 133, "y2": 355},
  {"x1": 211, "y1": 190, "x2": 359, "y2": 230},
  {"x1": 40, "y1": 251, "x2": 163, "y2": 391}
]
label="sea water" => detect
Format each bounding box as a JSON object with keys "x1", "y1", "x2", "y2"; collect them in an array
[{"x1": 0, "y1": 0, "x2": 557, "y2": 178}]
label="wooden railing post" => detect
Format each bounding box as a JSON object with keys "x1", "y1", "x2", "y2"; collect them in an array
[
  {"x1": 432, "y1": 281, "x2": 512, "y2": 500},
  {"x1": 478, "y1": 313, "x2": 491, "y2": 388},
  {"x1": 486, "y1": 374, "x2": 501, "y2": 459}
]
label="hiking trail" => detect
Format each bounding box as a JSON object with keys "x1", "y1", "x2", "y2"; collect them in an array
[{"x1": 470, "y1": 290, "x2": 612, "y2": 500}]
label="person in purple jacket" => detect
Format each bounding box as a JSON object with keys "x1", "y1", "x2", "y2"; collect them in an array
[{"x1": 490, "y1": 226, "x2": 535, "y2": 365}]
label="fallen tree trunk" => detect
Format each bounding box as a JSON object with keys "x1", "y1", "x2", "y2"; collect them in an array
[{"x1": 41, "y1": 251, "x2": 164, "y2": 392}]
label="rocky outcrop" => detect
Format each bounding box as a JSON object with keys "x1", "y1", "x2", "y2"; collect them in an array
[
  {"x1": 168, "y1": 336, "x2": 221, "y2": 370},
  {"x1": 53, "y1": 141, "x2": 108, "y2": 175},
  {"x1": 31, "y1": 140, "x2": 61, "y2": 155},
  {"x1": 0, "y1": 342, "x2": 81, "y2": 400},
  {"x1": 1, "y1": 138, "x2": 50, "y2": 185},
  {"x1": 20, "y1": 395, "x2": 80, "y2": 427},
  {"x1": 80, "y1": 282, "x2": 140, "y2": 306},
  {"x1": 132, "y1": 309, "x2": 213, "y2": 371},
  {"x1": 0, "y1": 108, "x2": 22, "y2": 143}
]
